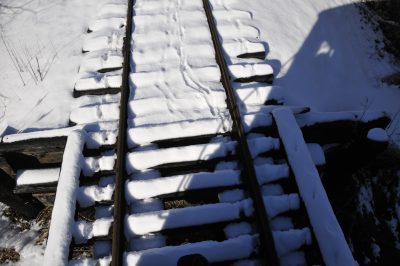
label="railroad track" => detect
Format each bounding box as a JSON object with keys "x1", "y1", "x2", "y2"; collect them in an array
[{"x1": 35, "y1": 0, "x2": 390, "y2": 265}]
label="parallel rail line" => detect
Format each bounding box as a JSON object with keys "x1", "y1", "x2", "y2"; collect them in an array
[
  {"x1": 202, "y1": 0, "x2": 280, "y2": 264},
  {"x1": 111, "y1": 0, "x2": 134, "y2": 265},
  {"x1": 109, "y1": 0, "x2": 281, "y2": 264}
]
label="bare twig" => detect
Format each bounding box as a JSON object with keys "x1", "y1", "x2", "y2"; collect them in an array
[{"x1": 0, "y1": 29, "x2": 26, "y2": 86}]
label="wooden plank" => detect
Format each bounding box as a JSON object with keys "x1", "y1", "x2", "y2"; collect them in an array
[
  {"x1": 272, "y1": 107, "x2": 356, "y2": 266},
  {"x1": 0, "y1": 169, "x2": 44, "y2": 218}
]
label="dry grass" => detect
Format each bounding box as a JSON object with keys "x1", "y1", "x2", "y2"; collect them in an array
[
  {"x1": 0, "y1": 248, "x2": 20, "y2": 264},
  {"x1": 35, "y1": 206, "x2": 53, "y2": 245},
  {"x1": 3, "y1": 207, "x2": 30, "y2": 231}
]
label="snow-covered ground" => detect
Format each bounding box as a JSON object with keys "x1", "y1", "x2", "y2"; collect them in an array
[
  {"x1": 227, "y1": 0, "x2": 400, "y2": 143},
  {"x1": 0, "y1": 203, "x2": 44, "y2": 265},
  {"x1": 0, "y1": 0, "x2": 111, "y2": 134},
  {"x1": 1, "y1": 0, "x2": 399, "y2": 139}
]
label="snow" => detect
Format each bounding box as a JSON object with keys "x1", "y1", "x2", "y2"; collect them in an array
[
  {"x1": 0, "y1": 203, "x2": 45, "y2": 266},
  {"x1": 296, "y1": 110, "x2": 388, "y2": 127},
  {"x1": 70, "y1": 103, "x2": 120, "y2": 125},
  {"x1": 0, "y1": 0, "x2": 116, "y2": 134},
  {"x1": 224, "y1": 222, "x2": 253, "y2": 238},
  {"x1": 222, "y1": 40, "x2": 265, "y2": 58},
  {"x1": 69, "y1": 256, "x2": 111, "y2": 266},
  {"x1": 77, "y1": 183, "x2": 115, "y2": 208},
  {"x1": 126, "y1": 170, "x2": 241, "y2": 201},
  {"x1": 367, "y1": 128, "x2": 389, "y2": 143},
  {"x1": 273, "y1": 228, "x2": 312, "y2": 256},
  {"x1": 44, "y1": 130, "x2": 85, "y2": 266},
  {"x1": 1, "y1": 0, "x2": 399, "y2": 263},
  {"x1": 98, "y1": 4, "x2": 127, "y2": 18},
  {"x1": 88, "y1": 18, "x2": 126, "y2": 33},
  {"x1": 280, "y1": 251, "x2": 306, "y2": 266},
  {"x1": 126, "y1": 140, "x2": 237, "y2": 173},
  {"x1": 1, "y1": 120, "x2": 118, "y2": 143},
  {"x1": 358, "y1": 184, "x2": 375, "y2": 215},
  {"x1": 235, "y1": 85, "x2": 281, "y2": 107},
  {"x1": 242, "y1": 114, "x2": 272, "y2": 132},
  {"x1": 255, "y1": 163, "x2": 289, "y2": 185},
  {"x1": 270, "y1": 217, "x2": 294, "y2": 231},
  {"x1": 125, "y1": 200, "x2": 249, "y2": 237},
  {"x1": 130, "y1": 198, "x2": 164, "y2": 214},
  {"x1": 228, "y1": 63, "x2": 273, "y2": 80},
  {"x1": 307, "y1": 143, "x2": 326, "y2": 166},
  {"x1": 218, "y1": 189, "x2": 246, "y2": 203},
  {"x1": 272, "y1": 107, "x2": 356, "y2": 265},
  {"x1": 127, "y1": 117, "x2": 231, "y2": 147},
  {"x1": 16, "y1": 168, "x2": 60, "y2": 186},
  {"x1": 261, "y1": 184, "x2": 284, "y2": 197},
  {"x1": 72, "y1": 217, "x2": 113, "y2": 244},
  {"x1": 75, "y1": 71, "x2": 122, "y2": 91},
  {"x1": 129, "y1": 234, "x2": 167, "y2": 252},
  {"x1": 247, "y1": 137, "x2": 280, "y2": 157},
  {"x1": 264, "y1": 194, "x2": 300, "y2": 219},
  {"x1": 219, "y1": 0, "x2": 400, "y2": 143},
  {"x1": 85, "y1": 131, "x2": 118, "y2": 149},
  {"x1": 93, "y1": 241, "x2": 111, "y2": 258},
  {"x1": 83, "y1": 28, "x2": 125, "y2": 52},
  {"x1": 96, "y1": 205, "x2": 114, "y2": 219},
  {"x1": 82, "y1": 155, "x2": 116, "y2": 176},
  {"x1": 124, "y1": 235, "x2": 257, "y2": 265}
]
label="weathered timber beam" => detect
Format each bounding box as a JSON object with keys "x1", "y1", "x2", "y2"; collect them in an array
[{"x1": 0, "y1": 169, "x2": 44, "y2": 218}]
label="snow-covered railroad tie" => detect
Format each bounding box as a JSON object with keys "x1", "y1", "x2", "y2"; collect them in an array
[{"x1": 36, "y1": 0, "x2": 392, "y2": 265}]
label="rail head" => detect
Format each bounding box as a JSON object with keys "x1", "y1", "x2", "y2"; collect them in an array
[
  {"x1": 202, "y1": 0, "x2": 280, "y2": 265},
  {"x1": 111, "y1": 0, "x2": 134, "y2": 265}
]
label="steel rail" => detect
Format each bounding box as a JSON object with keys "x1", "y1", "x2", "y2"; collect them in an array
[
  {"x1": 202, "y1": 0, "x2": 280, "y2": 265},
  {"x1": 111, "y1": 0, "x2": 134, "y2": 265}
]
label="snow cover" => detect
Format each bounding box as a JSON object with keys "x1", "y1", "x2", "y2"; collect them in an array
[
  {"x1": 70, "y1": 103, "x2": 120, "y2": 125},
  {"x1": 255, "y1": 163, "x2": 289, "y2": 185},
  {"x1": 228, "y1": 63, "x2": 273, "y2": 80},
  {"x1": 272, "y1": 107, "x2": 356, "y2": 265},
  {"x1": 307, "y1": 143, "x2": 326, "y2": 166},
  {"x1": 126, "y1": 169, "x2": 241, "y2": 201},
  {"x1": 127, "y1": 117, "x2": 231, "y2": 147},
  {"x1": 82, "y1": 154, "x2": 116, "y2": 176},
  {"x1": 130, "y1": 198, "x2": 164, "y2": 214},
  {"x1": 129, "y1": 234, "x2": 167, "y2": 252},
  {"x1": 124, "y1": 235, "x2": 257, "y2": 265},
  {"x1": 367, "y1": 128, "x2": 389, "y2": 142},
  {"x1": 296, "y1": 110, "x2": 388, "y2": 127},
  {"x1": 0, "y1": 203, "x2": 45, "y2": 266},
  {"x1": 1, "y1": 120, "x2": 118, "y2": 143},
  {"x1": 72, "y1": 217, "x2": 113, "y2": 244},
  {"x1": 85, "y1": 130, "x2": 118, "y2": 149},
  {"x1": 125, "y1": 200, "x2": 248, "y2": 237},
  {"x1": 77, "y1": 183, "x2": 115, "y2": 208},
  {"x1": 0, "y1": 0, "x2": 120, "y2": 134},
  {"x1": 126, "y1": 140, "x2": 236, "y2": 173},
  {"x1": 273, "y1": 228, "x2": 312, "y2": 257},
  {"x1": 218, "y1": 0, "x2": 400, "y2": 144},
  {"x1": 43, "y1": 130, "x2": 85, "y2": 266},
  {"x1": 16, "y1": 167, "x2": 60, "y2": 186}
]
